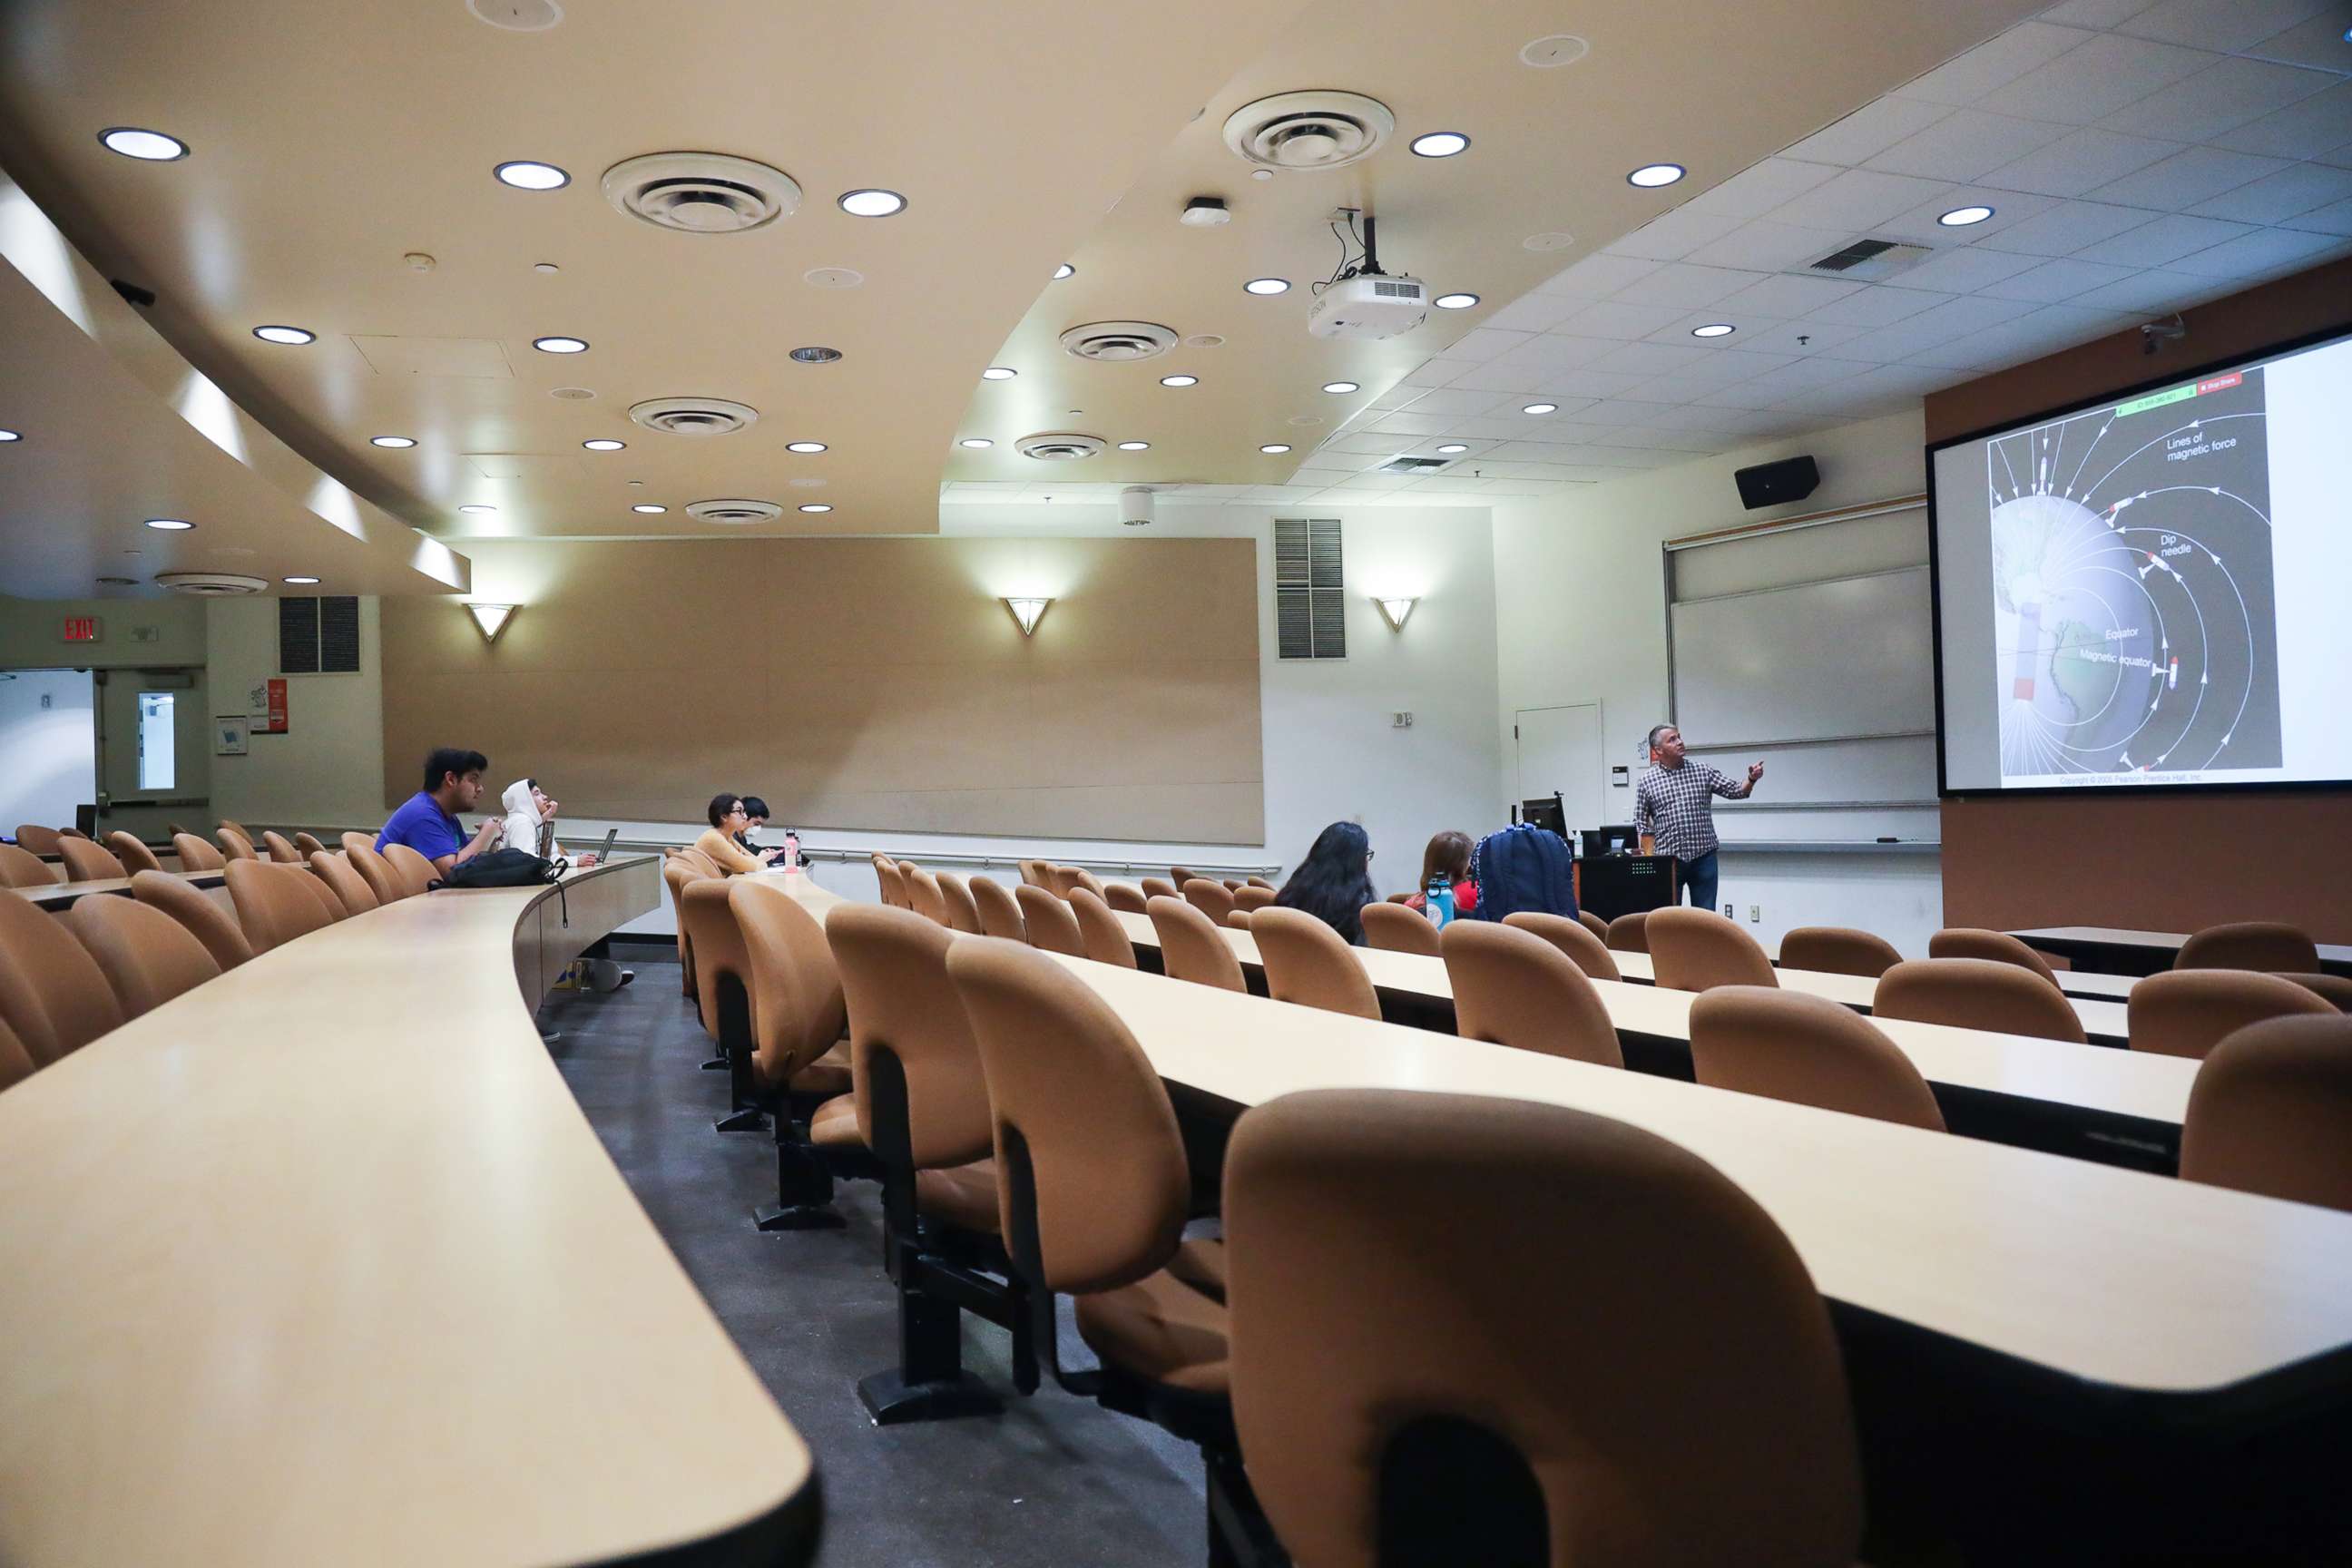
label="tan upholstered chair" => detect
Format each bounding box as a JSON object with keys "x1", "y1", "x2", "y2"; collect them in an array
[
  {"x1": 934, "y1": 872, "x2": 985, "y2": 935},
  {"x1": 1071, "y1": 868, "x2": 1108, "y2": 899},
  {"x1": 1690, "y1": 986, "x2": 1944, "y2": 1131},
  {"x1": 1780, "y1": 926, "x2": 1902, "y2": 979},
  {"x1": 57, "y1": 837, "x2": 125, "y2": 883},
  {"x1": 1576, "y1": 909, "x2": 1609, "y2": 942},
  {"x1": 1225, "y1": 1089, "x2": 1862, "y2": 1568},
  {"x1": 225, "y1": 860, "x2": 334, "y2": 955},
  {"x1": 1246, "y1": 876, "x2": 1274, "y2": 890},
  {"x1": 1252, "y1": 907, "x2": 1380, "y2": 1021},
  {"x1": 684, "y1": 877, "x2": 769, "y2": 1124},
  {"x1": 2175, "y1": 921, "x2": 2321, "y2": 975},
  {"x1": 1361, "y1": 902, "x2": 1442, "y2": 956},
  {"x1": 1148, "y1": 896, "x2": 1246, "y2": 994},
  {"x1": 1226, "y1": 907, "x2": 1255, "y2": 931},
  {"x1": 1874, "y1": 957, "x2": 2086, "y2": 1044},
  {"x1": 874, "y1": 859, "x2": 910, "y2": 910},
  {"x1": 0, "y1": 1013, "x2": 33, "y2": 1093},
  {"x1": 1605, "y1": 911, "x2": 1651, "y2": 954},
  {"x1": 1441, "y1": 921, "x2": 1622, "y2": 1067},
  {"x1": 1181, "y1": 878, "x2": 1237, "y2": 924},
  {"x1": 674, "y1": 846, "x2": 720, "y2": 879},
  {"x1": 348, "y1": 840, "x2": 409, "y2": 907},
  {"x1": 903, "y1": 866, "x2": 951, "y2": 927},
  {"x1": 56, "y1": 827, "x2": 88, "y2": 840},
  {"x1": 1231, "y1": 885, "x2": 1277, "y2": 915},
  {"x1": 730, "y1": 879, "x2": 858, "y2": 1226},
  {"x1": 2278, "y1": 973, "x2": 2352, "y2": 1012},
  {"x1": 217, "y1": 818, "x2": 250, "y2": 840},
  {"x1": 1169, "y1": 866, "x2": 1202, "y2": 887},
  {"x1": 1501, "y1": 911, "x2": 1622, "y2": 982},
  {"x1": 1140, "y1": 877, "x2": 1180, "y2": 902},
  {"x1": 296, "y1": 863, "x2": 348, "y2": 924},
  {"x1": 1016, "y1": 859, "x2": 1047, "y2": 889},
  {"x1": 1928, "y1": 927, "x2": 2060, "y2": 985},
  {"x1": 216, "y1": 828, "x2": 258, "y2": 862},
  {"x1": 1104, "y1": 882, "x2": 1149, "y2": 916},
  {"x1": 663, "y1": 858, "x2": 705, "y2": 998},
  {"x1": 132, "y1": 869, "x2": 254, "y2": 971},
  {"x1": 105, "y1": 833, "x2": 164, "y2": 876},
  {"x1": 2127, "y1": 969, "x2": 2334, "y2": 1059},
  {"x1": 0, "y1": 889, "x2": 126, "y2": 1067},
  {"x1": 172, "y1": 832, "x2": 227, "y2": 873},
  {"x1": 1068, "y1": 888, "x2": 1138, "y2": 969},
  {"x1": 260, "y1": 830, "x2": 306, "y2": 865},
  {"x1": 969, "y1": 876, "x2": 1025, "y2": 941},
  {"x1": 67, "y1": 896, "x2": 221, "y2": 1020},
  {"x1": 1649, "y1": 907, "x2": 1779, "y2": 994},
  {"x1": 310, "y1": 852, "x2": 380, "y2": 917},
  {"x1": 292, "y1": 831, "x2": 327, "y2": 858},
  {"x1": 14, "y1": 825, "x2": 64, "y2": 857},
  {"x1": 1014, "y1": 884, "x2": 1085, "y2": 958},
  {"x1": 2180, "y1": 1014, "x2": 2352, "y2": 1211},
  {"x1": 0, "y1": 842, "x2": 60, "y2": 887},
  {"x1": 381, "y1": 842, "x2": 439, "y2": 897}
]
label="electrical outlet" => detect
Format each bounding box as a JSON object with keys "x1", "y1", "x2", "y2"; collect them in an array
[
  {"x1": 1722, "y1": 903, "x2": 1732, "y2": 918},
  {"x1": 1391, "y1": 710, "x2": 1414, "y2": 728},
  {"x1": 1749, "y1": 905, "x2": 1761, "y2": 924}
]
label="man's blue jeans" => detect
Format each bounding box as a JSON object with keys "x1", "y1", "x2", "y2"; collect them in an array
[{"x1": 1676, "y1": 849, "x2": 1720, "y2": 916}]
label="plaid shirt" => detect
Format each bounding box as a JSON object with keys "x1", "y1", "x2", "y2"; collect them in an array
[{"x1": 1634, "y1": 761, "x2": 1748, "y2": 861}]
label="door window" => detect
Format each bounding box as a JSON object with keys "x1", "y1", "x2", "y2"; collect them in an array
[{"x1": 137, "y1": 691, "x2": 177, "y2": 791}]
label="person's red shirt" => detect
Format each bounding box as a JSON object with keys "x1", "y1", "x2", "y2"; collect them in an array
[{"x1": 1404, "y1": 878, "x2": 1476, "y2": 916}]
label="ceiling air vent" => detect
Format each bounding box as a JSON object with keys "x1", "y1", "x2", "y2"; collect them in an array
[
  {"x1": 602, "y1": 152, "x2": 801, "y2": 234},
  {"x1": 153, "y1": 571, "x2": 266, "y2": 596},
  {"x1": 1377, "y1": 455, "x2": 1454, "y2": 475},
  {"x1": 1016, "y1": 432, "x2": 1108, "y2": 461},
  {"x1": 628, "y1": 397, "x2": 759, "y2": 437},
  {"x1": 1059, "y1": 321, "x2": 1181, "y2": 362},
  {"x1": 1222, "y1": 91, "x2": 1396, "y2": 172},
  {"x1": 1805, "y1": 238, "x2": 1931, "y2": 280},
  {"x1": 683, "y1": 498, "x2": 784, "y2": 524}
]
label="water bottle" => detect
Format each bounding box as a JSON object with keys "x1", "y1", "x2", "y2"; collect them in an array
[
  {"x1": 1426, "y1": 873, "x2": 1454, "y2": 927},
  {"x1": 782, "y1": 828, "x2": 801, "y2": 870}
]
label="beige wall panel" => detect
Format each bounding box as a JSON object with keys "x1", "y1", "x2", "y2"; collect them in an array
[{"x1": 1024, "y1": 661, "x2": 1262, "y2": 790}]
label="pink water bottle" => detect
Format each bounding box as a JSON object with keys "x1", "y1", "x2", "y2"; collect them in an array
[{"x1": 783, "y1": 828, "x2": 800, "y2": 870}]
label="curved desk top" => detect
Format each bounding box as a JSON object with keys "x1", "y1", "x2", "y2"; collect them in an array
[
  {"x1": 0, "y1": 858, "x2": 815, "y2": 1568},
  {"x1": 12, "y1": 867, "x2": 228, "y2": 908}
]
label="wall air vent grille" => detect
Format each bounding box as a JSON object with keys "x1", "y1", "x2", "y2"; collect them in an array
[{"x1": 1274, "y1": 517, "x2": 1346, "y2": 660}]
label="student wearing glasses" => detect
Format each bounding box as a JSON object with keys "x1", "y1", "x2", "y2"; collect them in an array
[{"x1": 694, "y1": 794, "x2": 783, "y2": 876}]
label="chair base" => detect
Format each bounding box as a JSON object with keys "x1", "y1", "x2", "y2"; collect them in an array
[
  {"x1": 714, "y1": 1106, "x2": 769, "y2": 1133},
  {"x1": 857, "y1": 1367, "x2": 1003, "y2": 1426},
  {"x1": 753, "y1": 1201, "x2": 847, "y2": 1232},
  {"x1": 700, "y1": 1055, "x2": 730, "y2": 1072}
]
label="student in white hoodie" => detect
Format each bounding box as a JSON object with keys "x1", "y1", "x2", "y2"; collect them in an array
[{"x1": 498, "y1": 778, "x2": 599, "y2": 866}]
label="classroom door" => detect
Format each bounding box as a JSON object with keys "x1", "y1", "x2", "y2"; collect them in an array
[
  {"x1": 1514, "y1": 703, "x2": 1604, "y2": 833},
  {"x1": 92, "y1": 667, "x2": 211, "y2": 846}
]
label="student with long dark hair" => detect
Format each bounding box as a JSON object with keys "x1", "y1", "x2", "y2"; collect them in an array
[{"x1": 1272, "y1": 821, "x2": 1377, "y2": 946}]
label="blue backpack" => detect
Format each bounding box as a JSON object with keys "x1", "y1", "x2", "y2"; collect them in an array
[{"x1": 1467, "y1": 824, "x2": 1578, "y2": 925}]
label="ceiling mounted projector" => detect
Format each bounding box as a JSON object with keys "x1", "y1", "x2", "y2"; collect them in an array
[{"x1": 1307, "y1": 273, "x2": 1427, "y2": 340}]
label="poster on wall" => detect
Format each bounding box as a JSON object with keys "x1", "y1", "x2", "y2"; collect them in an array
[
  {"x1": 246, "y1": 678, "x2": 289, "y2": 733},
  {"x1": 214, "y1": 715, "x2": 250, "y2": 756}
]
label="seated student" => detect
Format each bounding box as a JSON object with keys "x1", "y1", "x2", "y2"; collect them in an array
[
  {"x1": 377, "y1": 747, "x2": 502, "y2": 877},
  {"x1": 1466, "y1": 821, "x2": 1579, "y2": 924},
  {"x1": 737, "y1": 795, "x2": 770, "y2": 858},
  {"x1": 1403, "y1": 829, "x2": 1478, "y2": 917},
  {"x1": 693, "y1": 794, "x2": 782, "y2": 876},
  {"x1": 499, "y1": 779, "x2": 597, "y2": 867},
  {"x1": 1271, "y1": 821, "x2": 1377, "y2": 946}
]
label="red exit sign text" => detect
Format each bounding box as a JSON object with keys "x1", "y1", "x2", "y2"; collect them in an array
[{"x1": 60, "y1": 616, "x2": 103, "y2": 643}]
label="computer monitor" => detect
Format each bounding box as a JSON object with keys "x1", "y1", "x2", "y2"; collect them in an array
[
  {"x1": 1582, "y1": 824, "x2": 1639, "y2": 859},
  {"x1": 1521, "y1": 795, "x2": 1566, "y2": 838}
]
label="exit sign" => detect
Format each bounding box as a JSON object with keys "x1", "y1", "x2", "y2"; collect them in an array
[{"x1": 61, "y1": 616, "x2": 102, "y2": 643}]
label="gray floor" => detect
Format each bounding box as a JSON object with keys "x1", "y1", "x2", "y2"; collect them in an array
[{"x1": 541, "y1": 962, "x2": 1207, "y2": 1568}]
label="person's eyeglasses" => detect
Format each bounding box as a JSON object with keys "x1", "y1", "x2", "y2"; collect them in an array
[{"x1": 1365, "y1": 848, "x2": 1376, "y2": 861}]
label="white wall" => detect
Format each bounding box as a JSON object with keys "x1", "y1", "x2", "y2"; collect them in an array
[
  {"x1": 0, "y1": 669, "x2": 96, "y2": 836},
  {"x1": 203, "y1": 596, "x2": 387, "y2": 828},
  {"x1": 1492, "y1": 410, "x2": 1947, "y2": 954}
]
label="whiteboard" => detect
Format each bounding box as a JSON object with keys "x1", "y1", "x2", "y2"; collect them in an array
[{"x1": 1671, "y1": 568, "x2": 1934, "y2": 748}]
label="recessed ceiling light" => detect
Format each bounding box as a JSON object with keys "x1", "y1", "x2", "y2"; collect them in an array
[
  {"x1": 1690, "y1": 323, "x2": 1736, "y2": 338},
  {"x1": 1115, "y1": 441, "x2": 1150, "y2": 452},
  {"x1": 1938, "y1": 204, "x2": 1995, "y2": 227},
  {"x1": 1259, "y1": 444, "x2": 1292, "y2": 454},
  {"x1": 1627, "y1": 162, "x2": 1685, "y2": 188},
  {"x1": 252, "y1": 324, "x2": 314, "y2": 345},
  {"x1": 1409, "y1": 132, "x2": 1471, "y2": 158},
  {"x1": 959, "y1": 437, "x2": 994, "y2": 449},
  {"x1": 1433, "y1": 292, "x2": 1479, "y2": 309},
  {"x1": 370, "y1": 435, "x2": 417, "y2": 448},
  {"x1": 1436, "y1": 443, "x2": 1469, "y2": 454},
  {"x1": 798, "y1": 503, "x2": 833, "y2": 513},
  {"x1": 1322, "y1": 380, "x2": 1360, "y2": 395},
  {"x1": 1053, "y1": 263, "x2": 1075, "y2": 279},
  {"x1": 837, "y1": 188, "x2": 906, "y2": 217},
  {"x1": 981, "y1": 367, "x2": 1018, "y2": 381},
  {"x1": 787, "y1": 440, "x2": 828, "y2": 454},
  {"x1": 583, "y1": 438, "x2": 625, "y2": 451},
  {"x1": 1160, "y1": 374, "x2": 1199, "y2": 387},
  {"x1": 283, "y1": 575, "x2": 321, "y2": 585},
  {"x1": 0, "y1": 429, "x2": 19, "y2": 442},
  {"x1": 533, "y1": 335, "x2": 589, "y2": 354},
  {"x1": 494, "y1": 160, "x2": 569, "y2": 191},
  {"x1": 144, "y1": 518, "x2": 195, "y2": 531},
  {"x1": 1523, "y1": 402, "x2": 1558, "y2": 415},
  {"x1": 459, "y1": 505, "x2": 496, "y2": 514},
  {"x1": 99, "y1": 127, "x2": 188, "y2": 162},
  {"x1": 632, "y1": 504, "x2": 667, "y2": 514},
  {"x1": 1244, "y1": 277, "x2": 1291, "y2": 296}
]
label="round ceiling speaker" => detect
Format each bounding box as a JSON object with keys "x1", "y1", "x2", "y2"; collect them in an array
[{"x1": 1221, "y1": 91, "x2": 1395, "y2": 172}]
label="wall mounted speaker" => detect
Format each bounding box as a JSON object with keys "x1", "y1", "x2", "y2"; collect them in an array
[{"x1": 1733, "y1": 455, "x2": 1819, "y2": 510}]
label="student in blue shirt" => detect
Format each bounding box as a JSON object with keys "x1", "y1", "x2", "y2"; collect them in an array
[{"x1": 376, "y1": 746, "x2": 503, "y2": 877}]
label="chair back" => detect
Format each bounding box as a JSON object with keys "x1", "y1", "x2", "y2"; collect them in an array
[
  {"x1": 217, "y1": 828, "x2": 258, "y2": 862},
  {"x1": 67, "y1": 896, "x2": 221, "y2": 1019},
  {"x1": 1246, "y1": 876, "x2": 1275, "y2": 890},
  {"x1": 673, "y1": 847, "x2": 720, "y2": 879},
  {"x1": 132, "y1": 869, "x2": 254, "y2": 971},
  {"x1": 1361, "y1": 902, "x2": 1441, "y2": 956},
  {"x1": 1690, "y1": 987, "x2": 1944, "y2": 1131},
  {"x1": 1016, "y1": 858, "x2": 1046, "y2": 888},
  {"x1": 14, "y1": 825, "x2": 63, "y2": 856},
  {"x1": 2278, "y1": 973, "x2": 2352, "y2": 1012},
  {"x1": 1442, "y1": 921, "x2": 1622, "y2": 1066},
  {"x1": 662, "y1": 858, "x2": 704, "y2": 997},
  {"x1": 1140, "y1": 877, "x2": 1179, "y2": 902},
  {"x1": 349, "y1": 840, "x2": 409, "y2": 906},
  {"x1": 0, "y1": 889, "x2": 127, "y2": 1066},
  {"x1": 1169, "y1": 866, "x2": 1201, "y2": 887},
  {"x1": 945, "y1": 938, "x2": 1189, "y2": 1293},
  {"x1": 2175, "y1": 921, "x2": 2321, "y2": 975},
  {"x1": 381, "y1": 843, "x2": 439, "y2": 897},
  {"x1": 1252, "y1": 907, "x2": 1381, "y2": 1020},
  {"x1": 105, "y1": 833, "x2": 165, "y2": 876},
  {"x1": 1181, "y1": 877, "x2": 1237, "y2": 923},
  {"x1": 934, "y1": 871, "x2": 985, "y2": 934},
  {"x1": 1874, "y1": 957, "x2": 2085, "y2": 1043},
  {"x1": 1780, "y1": 926, "x2": 1902, "y2": 979},
  {"x1": 225, "y1": 860, "x2": 333, "y2": 955},
  {"x1": 0, "y1": 1013, "x2": 32, "y2": 1093},
  {"x1": 1068, "y1": 887, "x2": 1138, "y2": 969},
  {"x1": 1227, "y1": 907, "x2": 1256, "y2": 930},
  {"x1": 1014, "y1": 884, "x2": 1085, "y2": 957},
  {"x1": 1071, "y1": 868, "x2": 1107, "y2": 899},
  {"x1": 827, "y1": 902, "x2": 993, "y2": 1169},
  {"x1": 1148, "y1": 895, "x2": 1247, "y2": 994},
  {"x1": 969, "y1": 876, "x2": 1025, "y2": 941},
  {"x1": 730, "y1": 879, "x2": 850, "y2": 1094},
  {"x1": 1604, "y1": 911, "x2": 1651, "y2": 954},
  {"x1": 1225, "y1": 1089, "x2": 1862, "y2": 1568},
  {"x1": 1046, "y1": 865, "x2": 1082, "y2": 897},
  {"x1": 1927, "y1": 927, "x2": 2058, "y2": 985},
  {"x1": 1576, "y1": 909, "x2": 1609, "y2": 942},
  {"x1": 260, "y1": 830, "x2": 306, "y2": 865},
  {"x1": 0, "y1": 843, "x2": 61, "y2": 887},
  {"x1": 1232, "y1": 885, "x2": 1278, "y2": 914},
  {"x1": 339, "y1": 831, "x2": 374, "y2": 858},
  {"x1": 1649, "y1": 907, "x2": 1779, "y2": 994},
  {"x1": 310, "y1": 852, "x2": 380, "y2": 916},
  {"x1": 903, "y1": 866, "x2": 951, "y2": 927},
  {"x1": 2127, "y1": 969, "x2": 2335, "y2": 1059},
  {"x1": 296, "y1": 863, "x2": 349, "y2": 924},
  {"x1": 1500, "y1": 911, "x2": 1622, "y2": 982},
  {"x1": 1103, "y1": 882, "x2": 1149, "y2": 916},
  {"x1": 2180, "y1": 1014, "x2": 2352, "y2": 1212},
  {"x1": 172, "y1": 832, "x2": 227, "y2": 872},
  {"x1": 874, "y1": 858, "x2": 910, "y2": 909},
  {"x1": 292, "y1": 832, "x2": 328, "y2": 858},
  {"x1": 682, "y1": 878, "x2": 753, "y2": 1044},
  {"x1": 58, "y1": 838, "x2": 125, "y2": 882},
  {"x1": 217, "y1": 819, "x2": 250, "y2": 839}
]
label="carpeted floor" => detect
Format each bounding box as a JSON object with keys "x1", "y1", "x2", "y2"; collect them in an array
[{"x1": 541, "y1": 961, "x2": 1207, "y2": 1568}]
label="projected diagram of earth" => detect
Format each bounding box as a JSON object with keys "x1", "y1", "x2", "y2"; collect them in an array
[{"x1": 1988, "y1": 367, "x2": 2280, "y2": 782}]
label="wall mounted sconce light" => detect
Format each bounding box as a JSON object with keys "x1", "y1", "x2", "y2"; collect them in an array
[
  {"x1": 1003, "y1": 596, "x2": 1052, "y2": 636},
  {"x1": 1375, "y1": 596, "x2": 1417, "y2": 632},
  {"x1": 467, "y1": 603, "x2": 517, "y2": 642}
]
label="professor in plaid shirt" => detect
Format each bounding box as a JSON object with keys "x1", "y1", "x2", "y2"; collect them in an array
[{"x1": 1634, "y1": 723, "x2": 1764, "y2": 916}]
